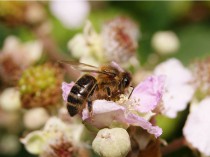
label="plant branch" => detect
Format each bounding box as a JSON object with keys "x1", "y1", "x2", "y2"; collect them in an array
[{"x1": 161, "y1": 137, "x2": 187, "y2": 156}]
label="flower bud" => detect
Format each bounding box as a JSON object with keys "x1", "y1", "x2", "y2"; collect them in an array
[
  {"x1": 23, "y1": 108, "x2": 49, "y2": 130},
  {"x1": 152, "y1": 31, "x2": 179, "y2": 55},
  {"x1": 0, "y1": 87, "x2": 21, "y2": 111},
  {"x1": 92, "y1": 128, "x2": 131, "y2": 157}
]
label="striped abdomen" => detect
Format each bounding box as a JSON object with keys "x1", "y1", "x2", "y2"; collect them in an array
[{"x1": 67, "y1": 74, "x2": 97, "y2": 116}]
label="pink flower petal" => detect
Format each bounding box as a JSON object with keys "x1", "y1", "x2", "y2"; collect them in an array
[
  {"x1": 124, "y1": 113, "x2": 162, "y2": 138},
  {"x1": 82, "y1": 100, "x2": 126, "y2": 128},
  {"x1": 61, "y1": 82, "x2": 74, "y2": 101},
  {"x1": 83, "y1": 100, "x2": 162, "y2": 137},
  {"x1": 130, "y1": 75, "x2": 165, "y2": 113}
]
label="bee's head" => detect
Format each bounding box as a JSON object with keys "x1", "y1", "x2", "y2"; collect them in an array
[{"x1": 121, "y1": 72, "x2": 132, "y2": 89}]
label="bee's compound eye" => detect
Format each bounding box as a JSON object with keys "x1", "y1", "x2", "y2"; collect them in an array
[
  {"x1": 121, "y1": 72, "x2": 131, "y2": 88},
  {"x1": 123, "y1": 77, "x2": 130, "y2": 88}
]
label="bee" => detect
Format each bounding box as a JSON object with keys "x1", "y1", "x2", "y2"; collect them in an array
[{"x1": 61, "y1": 61, "x2": 132, "y2": 117}]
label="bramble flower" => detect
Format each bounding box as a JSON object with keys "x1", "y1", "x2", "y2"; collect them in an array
[
  {"x1": 18, "y1": 64, "x2": 63, "y2": 108},
  {"x1": 92, "y1": 128, "x2": 131, "y2": 157},
  {"x1": 0, "y1": 1, "x2": 46, "y2": 26},
  {"x1": 50, "y1": 0, "x2": 90, "y2": 29},
  {"x1": 2, "y1": 36, "x2": 43, "y2": 67},
  {"x1": 151, "y1": 31, "x2": 180, "y2": 55},
  {"x1": 68, "y1": 17, "x2": 140, "y2": 67},
  {"x1": 21, "y1": 117, "x2": 89, "y2": 157},
  {"x1": 0, "y1": 36, "x2": 42, "y2": 84},
  {"x1": 68, "y1": 21, "x2": 103, "y2": 66},
  {"x1": 62, "y1": 74, "x2": 165, "y2": 138},
  {"x1": 183, "y1": 97, "x2": 210, "y2": 156},
  {"x1": 102, "y1": 16, "x2": 139, "y2": 63},
  {"x1": 154, "y1": 58, "x2": 195, "y2": 118},
  {"x1": 192, "y1": 57, "x2": 210, "y2": 99}
]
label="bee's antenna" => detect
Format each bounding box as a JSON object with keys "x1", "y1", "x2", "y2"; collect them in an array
[{"x1": 128, "y1": 86, "x2": 134, "y2": 99}]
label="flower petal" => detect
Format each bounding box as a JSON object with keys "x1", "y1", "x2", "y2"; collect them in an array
[
  {"x1": 20, "y1": 131, "x2": 45, "y2": 155},
  {"x1": 124, "y1": 113, "x2": 162, "y2": 138},
  {"x1": 50, "y1": 0, "x2": 90, "y2": 28},
  {"x1": 82, "y1": 100, "x2": 162, "y2": 137},
  {"x1": 130, "y1": 75, "x2": 165, "y2": 113},
  {"x1": 154, "y1": 58, "x2": 195, "y2": 118},
  {"x1": 61, "y1": 82, "x2": 74, "y2": 101},
  {"x1": 82, "y1": 100, "x2": 127, "y2": 128},
  {"x1": 183, "y1": 97, "x2": 210, "y2": 156}
]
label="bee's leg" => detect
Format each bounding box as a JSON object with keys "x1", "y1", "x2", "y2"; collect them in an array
[
  {"x1": 106, "y1": 87, "x2": 111, "y2": 100},
  {"x1": 87, "y1": 84, "x2": 97, "y2": 120},
  {"x1": 87, "y1": 99, "x2": 93, "y2": 117}
]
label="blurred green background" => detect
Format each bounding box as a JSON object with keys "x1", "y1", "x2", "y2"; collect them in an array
[{"x1": 1, "y1": 1, "x2": 210, "y2": 157}]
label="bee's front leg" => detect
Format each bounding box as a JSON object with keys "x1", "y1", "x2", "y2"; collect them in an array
[{"x1": 106, "y1": 87, "x2": 112, "y2": 100}]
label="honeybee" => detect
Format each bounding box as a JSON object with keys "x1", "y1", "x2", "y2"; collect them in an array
[{"x1": 61, "y1": 61, "x2": 132, "y2": 117}]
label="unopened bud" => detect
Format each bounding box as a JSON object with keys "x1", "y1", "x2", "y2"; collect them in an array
[{"x1": 92, "y1": 128, "x2": 131, "y2": 157}]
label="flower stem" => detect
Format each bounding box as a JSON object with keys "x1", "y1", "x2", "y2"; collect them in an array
[{"x1": 161, "y1": 137, "x2": 187, "y2": 156}]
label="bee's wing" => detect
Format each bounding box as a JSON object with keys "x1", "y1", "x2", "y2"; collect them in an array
[
  {"x1": 59, "y1": 60, "x2": 98, "y2": 70},
  {"x1": 59, "y1": 60, "x2": 116, "y2": 77}
]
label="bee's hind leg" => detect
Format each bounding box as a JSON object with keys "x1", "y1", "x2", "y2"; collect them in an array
[
  {"x1": 87, "y1": 99, "x2": 93, "y2": 121},
  {"x1": 87, "y1": 100, "x2": 93, "y2": 117},
  {"x1": 87, "y1": 84, "x2": 97, "y2": 120}
]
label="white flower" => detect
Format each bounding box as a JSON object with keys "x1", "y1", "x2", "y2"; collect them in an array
[
  {"x1": 183, "y1": 97, "x2": 210, "y2": 156},
  {"x1": 21, "y1": 117, "x2": 86, "y2": 156},
  {"x1": 152, "y1": 31, "x2": 180, "y2": 54},
  {"x1": 23, "y1": 108, "x2": 50, "y2": 130},
  {"x1": 0, "y1": 87, "x2": 21, "y2": 111},
  {"x1": 2, "y1": 36, "x2": 42, "y2": 67},
  {"x1": 154, "y1": 58, "x2": 195, "y2": 118},
  {"x1": 102, "y1": 17, "x2": 139, "y2": 63},
  {"x1": 67, "y1": 21, "x2": 103, "y2": 66},
  {"x1": 50, "y1": 0, "x2": 90, "y2": 29},
  {"x1": 67, "y1": 34, "x2": 90, "y2": 58}
]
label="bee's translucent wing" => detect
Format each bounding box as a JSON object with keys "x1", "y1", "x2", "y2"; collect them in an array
[
  {"x1": 59, "y1": 60, "x2": 116, "y2": 77},
  {"x1": 59, "y1": 60, "x2": 98, "y2": 70}
]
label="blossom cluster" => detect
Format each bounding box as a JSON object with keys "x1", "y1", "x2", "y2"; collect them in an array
[{"x1": 1, "y1": 1, "x2": 210, "y2": 157}]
